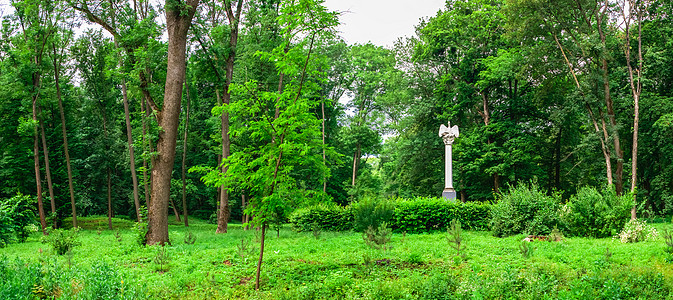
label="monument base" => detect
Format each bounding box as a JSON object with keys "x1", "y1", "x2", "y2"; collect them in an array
[{"x1": 442, "y1": 188, "x2": 457, "y2": 201}]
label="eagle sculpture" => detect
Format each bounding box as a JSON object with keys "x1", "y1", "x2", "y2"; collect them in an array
[{"x1": 439, "y1": 122, "x2": 459, "y2": 144}]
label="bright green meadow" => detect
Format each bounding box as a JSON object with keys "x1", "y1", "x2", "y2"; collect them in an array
[{"x1": 2, "y1": 217, "x2": 673, "y2": 299}]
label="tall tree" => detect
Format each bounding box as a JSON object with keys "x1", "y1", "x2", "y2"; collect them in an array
[{"x1": 145, "y1": 0, "x2": 200, "y2": 245}]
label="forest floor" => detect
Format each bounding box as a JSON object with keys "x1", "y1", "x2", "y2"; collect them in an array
[{"x1": 2, "y1": 217, "x2": 673, "y2": 299}]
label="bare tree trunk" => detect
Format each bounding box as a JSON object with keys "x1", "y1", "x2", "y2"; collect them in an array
[
  {"x1": 255, "y1": 223, "x2": 266, "y2": 290},
  {"x1": 215, "y1": 89, "x2": 230, "y2": 233},
  {"x1": 623, "y1": 0, "x2": 643, "y2": 219},
  {"x1": 351, "y1": 143, "x2": 361, "y2": 186},
  {"x1": 216, "y1": 0, "x2": 243, "y2": 234},
  {"x1": 181, "y1": 81, "x2": 191, "y2": 227},
  {"x1": 141, "y1": 98, "x2": 151, "y2": 209},
  {"x1": 146, "y1": 0, "x2": 199, "y2": 245},
  {"x1": 32, "y1": 92, "x2": 47, "y2": 234},
  {"x1": 170, "y1": 198, "x2": 181, "y2": 222},
  {"x1": 53, "y1": 45, "x2": 77, "y2": 229},
  {"x1": 322, "y1": 99, "x2": 327, "y2": 194},
  {"x1": 37, "y1": 105, "x2": 55, "y2": 223},
  {"x1": 107, "y1": 169, "x2": 112, "y2": 229}
]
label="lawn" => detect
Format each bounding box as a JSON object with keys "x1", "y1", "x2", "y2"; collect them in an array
[{"x1": 2, "y1": 217, "x2": 673, "y2": 299}]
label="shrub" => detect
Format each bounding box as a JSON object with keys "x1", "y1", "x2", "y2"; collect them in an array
[
  {"x1": 393, "y1": 197, "x2": 490, "y2": 233},
  {"x1": 289, "y1": 203, "x2": 353, "y2": 232},
  {"x1": 617, "y1": 219, "x2": 658, "y2": 243},
  {"x1": 0, "y1": 193, "x2": 36, "y2": 247},
  {"x1": 490, "y1": 182, "x2": 562, "y2": 237},
  {"x1": 40, "y1": 228, "x2": 81, "y2": 255},
  {"x1": 352, "y1": 197, "x2": 396, "y2": 232},
  {"x1": 363, "y1": 222, "x2": 392, "y2": 250},
  {"x1": 562, "y1": 186, "x2": 633, "y2": 237}
]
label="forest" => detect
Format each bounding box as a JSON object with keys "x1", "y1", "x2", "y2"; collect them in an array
[{"x1": 0, "y1": 0, "x2": 673, "y2": 298}]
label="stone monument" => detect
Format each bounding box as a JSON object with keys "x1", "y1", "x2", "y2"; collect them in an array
[{"x1": 439, "y1": 122, "x2": 459, "y2": 200}]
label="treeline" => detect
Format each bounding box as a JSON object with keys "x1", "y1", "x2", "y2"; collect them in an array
[{"x1": 0, "y1": 0, "x2": 671, "y2": 244}]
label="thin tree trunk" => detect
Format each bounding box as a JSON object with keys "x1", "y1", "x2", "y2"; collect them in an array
[
  {"x1": 215, "y1": 89, "x2": 230, "y2": 233},
  {"x1": 181, "y1": 81, "x2": 191, "y2": 227},
  {"x1": 322, "y1": 99, "x2": 327, "y2": 194},
  {"x1": 255, "y1": 223, "x2": 266, "y2": 290},
  {"x1": 141, "y1": 97, "x2": 150, "y2": 209},
  {"x1": 32, "y1": 92, "x2": 47, "y2": 234},
  {"x1": 122, "y1": 80, "x2": 142, "y2": 222},
  {"x1": 624, "y1": 0, "x2": 643, "y2": 219},
  {"x1": 107, "y1": 169, "x2": 112, "y2": 229},
  {"x1": 351, "y1": 143, "x2": 361, "y2": 186},
  {"x1": 37, "y1": 105, "x2": 55, "y2": 222},
  {"x1": 53, "y1": 45, "x2": 77, "y2": 228},
  {"x1": 170, "y1": 198, "x2": 181, "y2": 222},
  {"x1": 146, "y1": 0, "x2": 199, "y2": 245},
  {"x1": 216, "y1": 0, "x2": 243, "y2": 234}
]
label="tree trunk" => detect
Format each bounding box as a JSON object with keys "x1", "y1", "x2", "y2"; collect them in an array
[
  {"x1": 32, "y1": 92, "x2": 47, "y2": 234},
  {"x1": 216, "y1": 0, "x2": 243, "y2": 234},
  {"x1": 255, "y1": 223, "x2": 266, "y2": 290},
  {"x1": 146, "y1": 0, "x2": 198, "y2": 245},
  {"x1": 351, "y1": 143, "x2": 361, "y2": 186},
  {"x1": 141, "y1": 98, "x2": 151, "y2": 209},
  {"x1": 181, "y1": 81, "x2": 191, "y2": 227},
  {"x1": 215, "y1": 89, "x2": 230, "y2": 234},
  {"x1": 322, "y1": 99, "x2": 327, "y2": 194},
  {"x1": 53, "y1": 45, "x2": 78, "y2": 229},
  {"x1": 170, "y1": 198, "x2": 181, "y2": 222},
  {"x1": 107, "y1": 169, "x2": 112, "y2": 229},
  {"x1": 37, "y1": 105, "x2": 55, "y2": 223},
  {"x1": 602, "y1": 58, "x2": 624, "y2": 195}
]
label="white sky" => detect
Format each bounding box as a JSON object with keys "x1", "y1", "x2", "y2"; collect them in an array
[{"x1": 323, "y1": 0, "x2": 446, "y2": 47}]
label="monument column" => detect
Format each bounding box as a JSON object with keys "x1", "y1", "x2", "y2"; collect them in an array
[{"x1": 439, "y1": 122, "x2": 459, "y2": 200}]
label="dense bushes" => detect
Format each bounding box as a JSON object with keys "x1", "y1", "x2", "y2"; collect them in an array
[
  {"x1": 289, "y1": 197, "x2": 491, "y2": 233},
  {"x1": 0, "y1": 193, "x2": 36, "y2": 247},
  {"x1": 490, "y1": 182, "x2": 563, "y2": 237},
  {"x1": 562, "y1": 186, "x2": 633, "y2": 237},
  {"x1": 393, "y1": 197, "x2": 491, "y2": 233},
  {"x1": 289, "y1": 203, "x2": 353, "y2": 232}
]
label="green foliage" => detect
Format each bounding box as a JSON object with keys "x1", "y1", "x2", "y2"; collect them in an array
[
  {"x1": 40, "y1": 228, "x2": 81, "y2": 255},
  {"x1": 617, "y1": 219, "x2": 659, "y2": 243},
  {"x1": 289, "y1": 203, "x2": 353, "y2": 232},
  {"x1": 183, "y1": 230, "x2": 196, "y2": 245},
  {"x1": 393, "y1": 197, "x2": 491, "y2": 233},
  {"x1": 153, "y1": 246, "x2": 170, "y2": 272},
  {"x1": 490, "y1": 182, "x2": 562, "y2": 237},
  {"x1": 352, "y1": 197, "x2": 395, "y2": 232},
  {"x1": 562, "y1": 186, "x2": 634, "y2": 237},
  {"x1": 519, "y1": 241, "x2": 533, "y2": 258},
  {"x1": 418, "y1": 273, "x2": 457, "y2": 300},
  {"x1": 446, "y1": 219, "x2": 465, "y2": 257},
  {"x1": 132, "y1": 222, "x2": 147, "y2": 246},
  {"x1": 0, "y1": 193, "x2": 36, "y2": 247},
  {"x1": 362, "y1": 222, "x2": 392, "y2": 250}
]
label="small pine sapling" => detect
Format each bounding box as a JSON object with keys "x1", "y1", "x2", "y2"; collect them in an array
[
  {"x1": 154, "y1": 246, "x2": 170, "y2": 272},
  {"x1": 446, "y1": 219, "x2": 465, "y2": 257},
  {"x1": 310, "y1": 221, "x2": 321, "y2": 240},
  {"x1": 184, "y1": 230, "x2": 196, "y2": 245},
  {"x1": 363, "y1": 222, "x2": 392, "y2": 250},
  {"x1": 548, "y1": 226, "x2": 564, "y2": 242},
  {"x1": 519, "y1": 241, "x2": 533, "y2": 258},
  {"x1": 114, "y1": 228, "x2": 123, "y2": 244}
]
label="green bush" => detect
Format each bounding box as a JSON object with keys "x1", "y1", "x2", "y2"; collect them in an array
[
  {"x1": 393, "y1": 197, "x2": 491, "y2": 233},
  {"x1": 490, "y1": 182, "x2": 562, "y2": 237},
  {"x1": 562, "y1": 186, "x2": 634, "y2": 237},
  {"x1": 41, "y1": 228, "x2": 81, "y2": 255},
  {"x1": 0, "y1": 193, "x2": 36, "y2": 247},
  {"x1": 289, "y1": 203, "x2": 353, "y2": 232},
  {"x1": 352, "y1": 197, "x2": 396, "y2": 232}
]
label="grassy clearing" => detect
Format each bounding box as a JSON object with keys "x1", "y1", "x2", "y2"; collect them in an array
[{"x1": 2, "y1": 218, "x2": 673, "y2": 299}]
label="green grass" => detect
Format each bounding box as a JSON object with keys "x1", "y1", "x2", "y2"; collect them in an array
[{"x1": 2, "y1": 218, "x2": 673, "y2": 299}]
